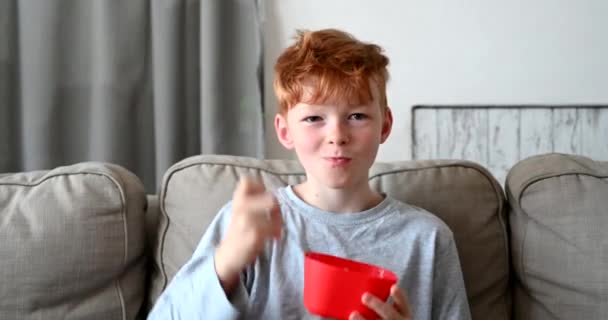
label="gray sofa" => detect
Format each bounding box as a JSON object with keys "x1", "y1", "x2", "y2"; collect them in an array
[{"x1": 1, "y1": 153, "x2": 606, "y2": 319}]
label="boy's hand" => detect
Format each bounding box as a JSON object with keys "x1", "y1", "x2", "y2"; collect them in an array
[
  {"x1": 349, "y1": 285, "x2": 411, "y2": 320},
  {"x1": 214, "y1": 177, "x2": 283, "y2": 293}
]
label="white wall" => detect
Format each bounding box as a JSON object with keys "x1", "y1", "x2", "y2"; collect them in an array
[{"x1": 262, "y1": 0, "x2": 608, "y2": 161}]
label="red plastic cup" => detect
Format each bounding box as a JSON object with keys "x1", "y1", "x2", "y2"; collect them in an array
[{"x1": 303, "y1": 251, "x2": 398, "y2": 320}]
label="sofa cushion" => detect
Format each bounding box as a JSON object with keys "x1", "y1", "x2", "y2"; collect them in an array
[
  {"x1": 0, "y1": 163, "x2": 147, "y2": 319},
  {"x1": 506, "y1": 153, "x2": 608, "y2": 320},
  {"x1": 151, "y1": 155, "x2": 510, "y2": 320}
]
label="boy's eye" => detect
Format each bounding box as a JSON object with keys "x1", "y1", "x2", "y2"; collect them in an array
[
  {"x1": 349, "y1": 113, "x2": 367, "y2": 120},
  {"x1": 303, "y1": 116, "x2": 322, "y2": 123}
]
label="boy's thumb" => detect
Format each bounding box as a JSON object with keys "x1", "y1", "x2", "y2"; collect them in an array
[{"x1": 236, "y1": 176, "x2": 265, "y2": 195}]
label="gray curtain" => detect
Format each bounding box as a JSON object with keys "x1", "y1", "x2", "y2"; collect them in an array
[{"x1": 0, "y1": 0, "x2": 265, "y2": 192}]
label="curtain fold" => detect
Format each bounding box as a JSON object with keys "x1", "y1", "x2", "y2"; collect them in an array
[
  {"x1": 0, "y1": 0, "x2": 264, "y2": 192},
  {"x1": 200, "y1": 0, "x2": 265, "y2": 157}
]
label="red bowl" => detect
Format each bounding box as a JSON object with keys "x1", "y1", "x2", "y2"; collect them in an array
[{"x1": 303, "y1": 251, "x2": 398, "y2": 320}]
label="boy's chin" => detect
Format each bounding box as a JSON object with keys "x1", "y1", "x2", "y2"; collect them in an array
[
  {"x1": 324, "y1": 181, "x2": 350, "y2": 189},
  {"x1": 318, "y1": 176, "x2": 363, "y2": 190}
]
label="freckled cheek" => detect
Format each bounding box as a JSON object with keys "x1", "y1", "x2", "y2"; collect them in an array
[
  {"x1": 293, "y1": 131, "x2": 322, "y2": 152},
  {"x1": 353, "y1": 128, "x2": 381, "y2": 144},
  {"x1": 298, "y1": 138, "x2": 320, "y2": 153}
]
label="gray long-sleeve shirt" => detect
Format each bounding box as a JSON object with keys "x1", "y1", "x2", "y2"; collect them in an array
[{"x1": 148, "y1": 186, "x2": 471, "y2": 319}]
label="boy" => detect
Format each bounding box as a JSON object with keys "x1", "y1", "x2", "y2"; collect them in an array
[{"x1": 148, "y1": 29, "x2": 471, "y2": 320}]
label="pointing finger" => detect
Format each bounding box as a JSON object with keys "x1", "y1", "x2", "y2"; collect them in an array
[{"x1": 235, "y1": 176, "x2": 265, "y2": 196}]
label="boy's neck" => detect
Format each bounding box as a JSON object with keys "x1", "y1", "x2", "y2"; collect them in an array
[{"x1": 292, "y1": 180, "x2": 384, "y2": 213}]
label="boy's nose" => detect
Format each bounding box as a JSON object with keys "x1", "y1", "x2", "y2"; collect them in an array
[{"x1": 327, "y1": 123, "x2": 349, "y2": 145}]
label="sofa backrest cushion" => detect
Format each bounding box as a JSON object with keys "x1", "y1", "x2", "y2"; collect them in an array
[
  {"x1": 151, "y1": 155, "x2": 510, "y2": 320},
  {"x1": 506, "y1": 153, "x2": 608, "y2": 320},
  {"x1": 0, "y1": 163, "x2": 147, "y2": 320}
]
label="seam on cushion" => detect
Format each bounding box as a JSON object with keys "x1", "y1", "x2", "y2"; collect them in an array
[
  {"x1": 506, "y1": 154, "x2": 608, "y2": 197},
  {"x1": 169, "y1": 162, "x2": 307, "y2": 177},
  {"x1": 71, "y1": 170, "x2": 130, "y2": 320},
  {"x1": 505, "y1": 185, "x2": 525, "y2": 319},
  {"x1": 0, "y1": 170, "x2": 130, "y2": 265},
  {"x1": 157, "y1": 174, "x2": 172, "y2": 291},
  {"x1": 510, "y1": 177, "x2": 529, "y2": 310},
  {"x1": 1, "y1": 169, "x2": 131, "y2": 319},
  {"x1": 515, "y1": 172, "x2": 608, "y2": 298},
  {"x1": 115, "y1": 279, "x2": 127, "y2": 320},
  {"x1": 520, "y1": 206, "x2": 529, "y2": 303},
  {"x1": 103, "y1": 172, "x2": 130, "y2": 320},
  {"x1": 0, "y1": 171, "x2": 118, "y2": 188},
  {"x1": 460, "y1": 164, "x2": 510, "y2": 320},
  {"x1": 518, "y1": 172, "x2": 608, "y2": 200},
  {"x1": 468, "y1": 164, "x2": 510, "y2": 320},
  {"x1": 167, "y1": 156, "x2": 305, "y2": 174}
]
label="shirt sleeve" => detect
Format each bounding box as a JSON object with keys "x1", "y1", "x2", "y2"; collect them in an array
[
  {"x1": 147, "y1": 202, "x2": 250, "y2": 320},
  {"x1": 432, "y1": 235, "x2": 472, "y2": 320}
]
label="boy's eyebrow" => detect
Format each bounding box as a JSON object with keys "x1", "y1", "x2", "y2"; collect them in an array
[{"x1": 295, "y1": 103, "x2": 375, "y2": 112}]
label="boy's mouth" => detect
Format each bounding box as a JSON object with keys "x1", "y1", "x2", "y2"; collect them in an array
[{"x1": 323, "y1": 157, "x2": 352, "y2": 166}]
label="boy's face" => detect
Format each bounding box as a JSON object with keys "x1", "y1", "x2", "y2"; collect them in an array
[{"x1": 275, "y1": 84, "x2": 392, "y2": 189}]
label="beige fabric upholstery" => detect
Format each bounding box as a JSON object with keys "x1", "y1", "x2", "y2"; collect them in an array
[
  {"x1": 151, "y1": 155, "x2": 510, "y2": 320},
  {"x1": 144, "y1": 194, "x2": 161, "y2": 313},
  {"x1": 0, "y1": 163, "x2": 147, "y2": 320},
  {"x1": 507, "y1": 153, "x2": 608, "y2": 320}
]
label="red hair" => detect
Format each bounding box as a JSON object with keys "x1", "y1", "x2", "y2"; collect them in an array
[{"x1": 273, "y1": 29, "x2": 390, "y2": 114}]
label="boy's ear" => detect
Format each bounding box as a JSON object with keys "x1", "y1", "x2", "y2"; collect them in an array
[
  {"x1": 380, "y1": 107, "x2": 393, "y2": 143},
  {"x1": 275, "y1": 114, "x2": 295, "y2": 149}
]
